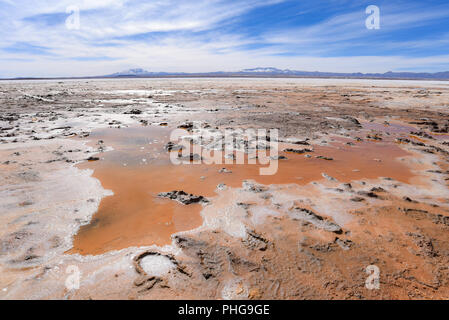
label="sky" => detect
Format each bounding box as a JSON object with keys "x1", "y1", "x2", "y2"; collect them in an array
[{"x1": 0, "y1": 0, "x2": 449, "y2": 78}]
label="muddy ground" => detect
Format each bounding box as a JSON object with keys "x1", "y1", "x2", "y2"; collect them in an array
[{"x1": 0, "y1": 78, "x2": 448, "y2": 299}]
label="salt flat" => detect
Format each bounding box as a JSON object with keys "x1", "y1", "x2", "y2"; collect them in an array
[{"x1": 0, "y1": 78, "x2": 448, "y2": 299}]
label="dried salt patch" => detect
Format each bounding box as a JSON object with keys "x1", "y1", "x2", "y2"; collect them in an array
[
  {"x1": 250, "y1": 206, "x2": 280, "y2": 225},
  {"x1": 139, "y1": 255, "x2": 175, "y2": 277},
  {"x1": 216, "y1": 183, "x2": 227, "y2": 191},
  {"x1": 322, "y1": 172, "x2": 337, "y2": 182},
  {"x1": 222, "y1": 278, "x2": 249, "y2": 300},
  {"x1": 202, "y1": 203, "x2": 247, "y2": 238}
]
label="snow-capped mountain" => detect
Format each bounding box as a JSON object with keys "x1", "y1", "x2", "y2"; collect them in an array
[
  {"x1": 109, "y1": 68, "x2": 153, "y2": 76},
  {"x1": 240, "y1": 67, "x2": 293, "y2": 73},
  {"x1": 96, "y1": 67, "x2": 449, "y2": 80}
]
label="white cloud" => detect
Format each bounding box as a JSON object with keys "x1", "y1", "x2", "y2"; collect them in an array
[{"x1": 0, "y1": 0, "x2": 448, "y2": 77}]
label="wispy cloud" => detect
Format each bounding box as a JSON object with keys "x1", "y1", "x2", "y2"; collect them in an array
[{"x1": 0, "y1": 0, "x2": 448, "y2": 77}]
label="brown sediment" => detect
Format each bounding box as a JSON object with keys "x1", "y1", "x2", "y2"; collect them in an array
[
  {"x1": 69, "y1": 124, "x2": 417, "y2": 255},
  {"x1": 409, "y1": 135, "x2": 428, "y2": 143}
]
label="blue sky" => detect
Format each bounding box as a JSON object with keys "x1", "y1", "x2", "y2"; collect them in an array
[{"x1": 0, "y1": 0, "x2": 449, "y2": 77}]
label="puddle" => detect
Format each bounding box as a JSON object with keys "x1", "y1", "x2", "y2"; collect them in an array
[
  {"x1": 363, "y1": 121, "x2": 449, "y2": 141},
  {"x1": 362, "y1": 121, "x2": 418, "y2": 134},
  {"x1": 431, "y1": 132, "x2": 449, "y2": 141},
  {"x1": 69, "y1": 124, "x2": 416, "y2": 255}
]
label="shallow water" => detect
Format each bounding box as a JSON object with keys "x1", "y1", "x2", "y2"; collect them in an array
[
  {"x1": 363, "y1": 121, "x2": 449, "y2": 140},
  {"x1": 69, "y1": 124, "x2": 415, "y2": 255}
]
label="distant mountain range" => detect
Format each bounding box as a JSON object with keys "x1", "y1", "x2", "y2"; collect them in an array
[
  {"x1": 104, "y1": 67, "x2": 449, "y2": 80},
  {"x1": 4, "y1": 67, "x2": 449, "y2": 80}
]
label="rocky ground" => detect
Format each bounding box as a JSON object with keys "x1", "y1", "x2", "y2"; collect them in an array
[{"x1": 0, "y1": 78, "x2": 448, "y2": 299}]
